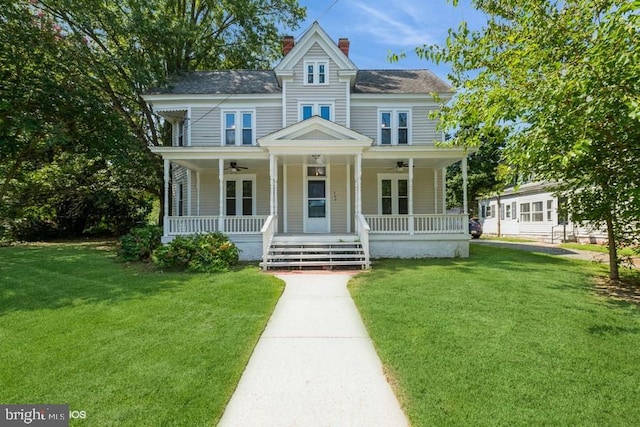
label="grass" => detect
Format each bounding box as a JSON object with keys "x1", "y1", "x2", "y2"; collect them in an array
[
  {"x1": 349, "y1": 245, "x2": 640, "y2": 426},
  {"x1": 0, "y1": 242, "x2": 283, "y2": 426},
  {"x1": 561, "y1": 242, "x2": 637, "y2": 257}
]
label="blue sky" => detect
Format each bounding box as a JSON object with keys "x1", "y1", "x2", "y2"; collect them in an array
[{"x1": 288, "y1": 0, "x2": 487, "y2": 82}]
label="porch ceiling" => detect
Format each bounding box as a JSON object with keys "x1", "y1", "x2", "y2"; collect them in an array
[{"x1": 172, "y1": 155, "x2": 460, "y2": 172}]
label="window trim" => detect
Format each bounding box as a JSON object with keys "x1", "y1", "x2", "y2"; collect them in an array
[
  {"x1": 377, "y1": 173, "x2": 409, "y2": 215},
  {"x1": 221, "y1": 109, "x2": 256, "y2": 146},
  {"x1": 304, "y1": 60, "x2": 329, "y2": 85},
  {"x1": 224, "y1": 174, "x2": 256, "y2": 216},
  {"x1": 378, "y1": 109, "x2": 412, "y2": 145}
]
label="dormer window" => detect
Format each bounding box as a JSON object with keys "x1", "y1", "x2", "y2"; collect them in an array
[{"x1": 305, "y1": 61, "x2": 328, "y2": 85}]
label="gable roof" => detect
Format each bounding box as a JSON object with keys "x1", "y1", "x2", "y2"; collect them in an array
[
  {"x1": 274, "y1": 21, "x2": 357, "y2": 77},
  {"x1": 354, "y1": 70, "x2": 452, "y2": 94},
  {"x1": 146, "y1": 70, "x2": 281, "y2": 95}
]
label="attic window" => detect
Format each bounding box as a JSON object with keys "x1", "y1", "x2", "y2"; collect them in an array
[{"x1": 305, "y1": 61, "x2": 328, "y2": 85}]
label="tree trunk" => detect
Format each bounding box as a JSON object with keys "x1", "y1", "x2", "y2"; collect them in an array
[{"x1": 606, "y1": 216, "x2": 619, "y2": 280}]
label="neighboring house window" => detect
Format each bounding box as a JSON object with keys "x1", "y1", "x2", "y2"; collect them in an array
[
  {"x1": 225, "y1": 176, "x2": 255, "y2": 216},
  {"x1": 532, "y1": 201, "x2": 544, "y2": 222},
  {"x1": 546, "y1": 200, "x2": 554, "y2": 221},
  {"x1": 300, "y1": 103, "x2": 333, "y2": 121},
  {"x1": 506, "y1": 203, "x2": 512, "y2": 219},
  {"x1": 305, "y1": 61, "x2": 328, "y2": 85},
  {"x1": 512, "y1": 202, "x2": 517, "y2": 220},
  {"x1": 500, "y1": 203, "x2": 505, "y2": 220},
  {"x1": 520, "y1": 203, "x2": 531, "y2": 222},
  {"x1": 223, "y1": 111, "x2": 255, "y2": 146},
  {"x1": 379, "y1": 110, "x2": 411, "y2": 145},
  {"x1": 379, "y1": 175, "x2": 408, "y2": 215},
  {"x1": 486, "y1": 205, "x2": 492, "y2": 218}
]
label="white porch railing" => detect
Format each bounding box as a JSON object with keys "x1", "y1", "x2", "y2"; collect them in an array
[
  {"x1": 364, "y1": 214, "x2": 468, "y2": 234},
  {"x1": 166, "y1": 216, "x2": 267, "y2": 235},
  {"x1": 356, "y1": 213, "x2": 371, "y2": 269},
  {"x1": 261, "y1": 215, "x2": 277, "y2": 270}
]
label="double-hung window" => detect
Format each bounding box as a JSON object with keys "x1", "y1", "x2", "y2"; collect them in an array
[
  {"x1": 177, "y1": 119, "x2": 186, "y2": 146},
  {"x1": 520, "y1": 203, "x2": 531, "y2": 222},
  {"x1": 379, "y1": 175, "x2": 409, "y2": 215},
  {"x1": 532, "y1": 201, "x2": 544, "y2": 222},
  {"x1": 225, "y1": 176, "x2": 255, "y2": 216},
  {"x1": 546, "y1": 200, "x2": 554, "y2": 221},
  {"x1": 223, "y1": 110, "x2": 255, "y2": 146},
  {"x1": 379, "y1": 110, "x2": 410, "y2": 145},
  {"x1": 300, "y1": 103, "x2": 333, "y2": 121},
  {"x1": 305, "y1": 61, "x2": 328, "y2": 85},
  {"x1": 176, "y1": 182, "x2": 185, "y2": 216}
]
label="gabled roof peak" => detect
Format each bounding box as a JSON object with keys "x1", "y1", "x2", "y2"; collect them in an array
[{"x1": 274, "y1": 22, "x2": 357, "y2": 78}]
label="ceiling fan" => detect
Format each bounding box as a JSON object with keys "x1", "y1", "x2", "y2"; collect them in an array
[
  {"x1": 225, "y1": 161, "x2": 248, "y2": 172},
  {"x1": 393, "y1": 161, "x2": 410, "y2": 171}
]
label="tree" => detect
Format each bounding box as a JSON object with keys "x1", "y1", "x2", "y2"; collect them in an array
[
  {"x1": 446, "y1": 127, "x2": 505, "y2": 217},
  {"x1": 419, "y1": 0, "x2": 640, "y2": 280},
  {"x1": 1, "y1": 0, "x2": 305, "y2": 238},
  {"x1": 34, "y1": 0, "x2": 305, "y2": 222}
]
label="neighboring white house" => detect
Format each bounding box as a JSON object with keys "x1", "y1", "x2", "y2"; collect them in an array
[
  {"x1": 143, "y1": 22, "x2": 473, "y2": 269},
  {"x1": 478, "y1": 181, "x2": 607, "y2": 243}
]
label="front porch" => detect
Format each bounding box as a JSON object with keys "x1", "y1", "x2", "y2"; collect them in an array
[{"x1": 163, "y1": 213, "x2": 470, "y2": 268}]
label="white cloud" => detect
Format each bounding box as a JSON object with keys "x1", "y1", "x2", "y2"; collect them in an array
[{"x1": 350, "y1": 0, "x2": 439, "y2": 47}]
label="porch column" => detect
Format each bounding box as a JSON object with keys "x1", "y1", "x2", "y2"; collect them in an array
[
  {"x1": 462, "y1": 156, "x2": 469, "y2": 214},
  {"x1": 346, "y1": 164, "x2": 351, "y2": 233},
  {"x1": 269, "y1": 154, "x2": 275, "y2": 216},
  {"x1": 196, "y1": 171, "x2": 201, "y2": 216},
  {"x1": 163, "y1": 159, "x2": 170, "y2": 237},
  {"x1": 218, "y1": 158, "x2": 224, "y2": 232},
  {"x1": 355, "y1": 153, "x2": 362, "y2": 216},
  {"x1": 441, "y1": 168, "x2": 446, "y2": 214},
  {"x1": 409, "y1": 158, "x2": 414, "y2": 235},
  {"x1": 186, "y1": 170, "x2": 192, "y2": 216},
  {"x1": 433, "y1": 169, "x2": 438, "y2": 213}
]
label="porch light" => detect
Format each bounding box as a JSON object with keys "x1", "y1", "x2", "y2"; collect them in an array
[{"x1": 311, "y1": 154, "x2": 322, "y2": 164}]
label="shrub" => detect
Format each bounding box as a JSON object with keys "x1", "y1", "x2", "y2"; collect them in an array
[
  {"x1": 119, "y1": 225, "x2": 162, "y2": 261},
  {"x1": 152, "y1": 232, "x2": 239, "y2": 273}
]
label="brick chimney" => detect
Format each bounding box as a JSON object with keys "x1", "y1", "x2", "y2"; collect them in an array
[
  {"x1": 338, "y1": 38, "x2": 350, "y2": 57},
  {"x1": 282, "y1": 35, "x2": 294, "y2": 56}
]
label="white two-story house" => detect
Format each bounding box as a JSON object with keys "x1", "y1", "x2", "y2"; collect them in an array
[{"x1": 143, "y1": 22, "x2": 472, "y2": 269}]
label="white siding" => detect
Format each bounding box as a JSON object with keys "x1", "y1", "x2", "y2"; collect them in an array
[
  {"x1": 361, "y1": 167, "x2": 437, "y2": 215},
  {"x1": 190, "y1": 107, "x2": 220, "y2": 146},
  {"x1": 285, "y1": 165, "x2": 304, "y2": 233},
  {"x1": 330, "y1": 165, "x2": 348, "y2": 233},
  {"x1": 412, "y1": 106, "x2": 441, "y2": 145},
  {"x1": 351, "y1": 106, "x2": 377, "y2": 140}
]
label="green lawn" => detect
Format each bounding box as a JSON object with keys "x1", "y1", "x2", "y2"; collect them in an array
[
  {"x1": 349, "y1": 245, "x2": 640, "y2": 426},
  {"x1": 0, "y1": 242, "x2": 283, "y2": 426}
]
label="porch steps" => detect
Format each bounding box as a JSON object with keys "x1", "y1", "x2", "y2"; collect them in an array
[{"x1": 262, "y1": 236, "x2": 367, "y2": 270}]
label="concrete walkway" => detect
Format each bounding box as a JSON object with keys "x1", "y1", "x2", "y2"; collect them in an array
[{"x1": 218, "y1": 273, "x2": 408, "y2": 427}]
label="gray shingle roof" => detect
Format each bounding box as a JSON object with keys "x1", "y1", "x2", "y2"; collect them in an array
[
  {"x1": 353, "y1": 70, "x2": 452, "y2": 94},
  {"x1": 147, "y1": 68, "x2": 452, "y2": 95},
  {"x1": 147, "y1": 70, "x2": 281, "y2": 95}
]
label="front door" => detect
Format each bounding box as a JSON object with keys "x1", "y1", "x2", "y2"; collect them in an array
[{"x1": 305, "y1": 166, "x2": 329, "y2": 233}]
